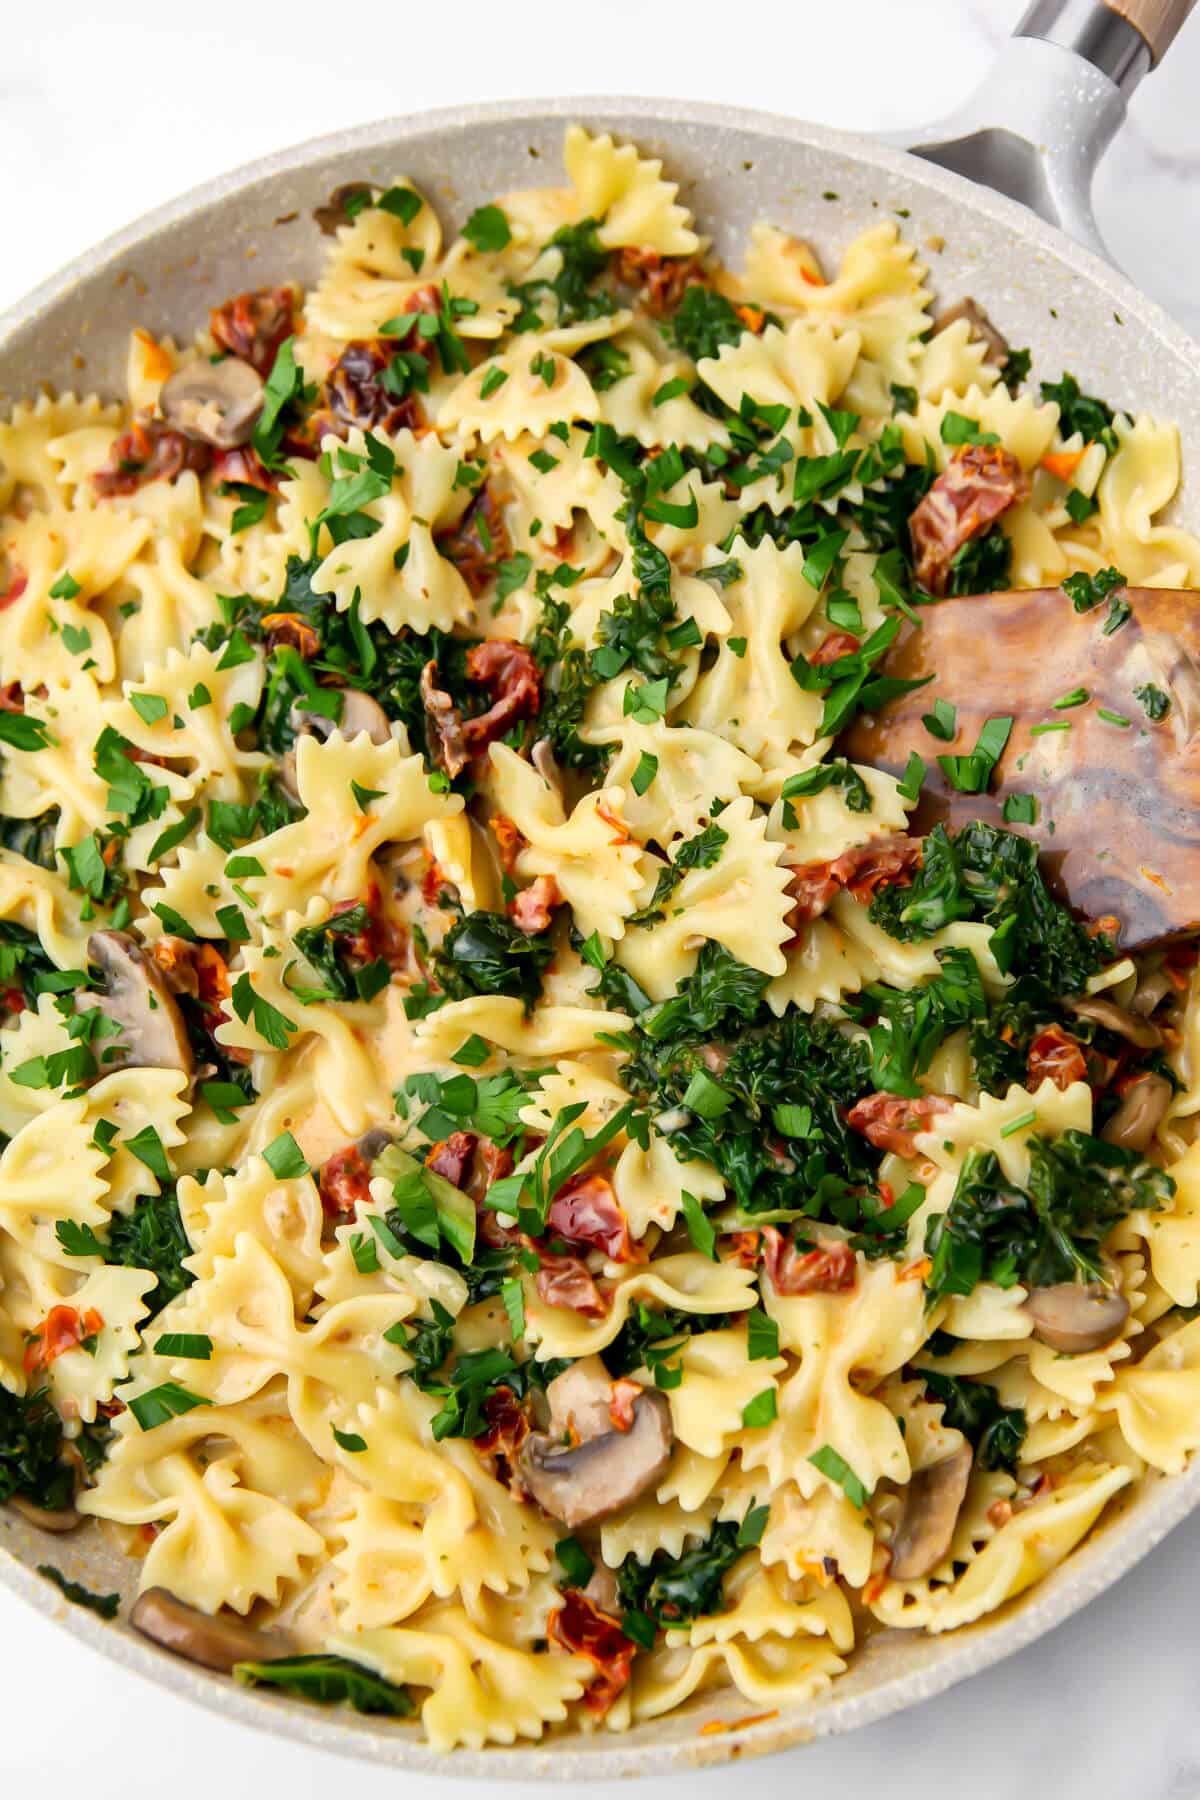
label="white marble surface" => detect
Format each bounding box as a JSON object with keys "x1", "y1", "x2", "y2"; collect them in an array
[{"x1": 1, "y1": 2, "x2": 1199, "y2": 1794}]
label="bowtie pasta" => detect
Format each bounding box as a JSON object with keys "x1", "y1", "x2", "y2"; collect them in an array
[{"x1": 2, "y1": 124, "x2": 1199, "y2": 1753}]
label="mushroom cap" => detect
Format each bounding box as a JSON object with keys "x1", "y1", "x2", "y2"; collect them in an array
[
  {"x1": 159, "y1": 358, "x2": 265, "y2": 449},
  {"x1": 1024, "y1": 1282, "x2": 1130, "y2": 1353},
  {"x1": 1069, "y1": 996, "x2": 1163, "y2": 1050},
  {"x1": 289, "y1": 689, "x2": 392, "y2": 748},
  {"x1": 130, "y1": 1587, "x2": 289, "y2": 1673},
  {"x1": 519, "y1": 1369, "x2": 674, "y2": 1531},
  {"x1": 1101, "y1": 1071, "x2": 1173, "y2": 1152},
  {"x1": 8, "y1": 1495, "x2": 82, "y2": 1533},
  {"x1": 888, "y1": 1443, "x2": 974, "y2": 1581},
  {"x1": 84, "y1": 930, "x2": 193, "y2": 1077}
]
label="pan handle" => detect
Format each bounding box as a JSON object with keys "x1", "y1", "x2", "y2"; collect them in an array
[
  {"x1": 1097, "y1": 0, "x2": 1198, "y2": 64},
  {"x1": 1016, "y1": 0, "x2": 1197, "y2": 91}
]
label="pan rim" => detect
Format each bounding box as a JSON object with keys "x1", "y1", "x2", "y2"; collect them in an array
[{"x1": 1, "y1": 89, "x2": 1197, "y2": 1776}]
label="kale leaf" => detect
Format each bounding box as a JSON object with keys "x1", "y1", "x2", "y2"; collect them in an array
[
  {"x1": 925, "y1": 1131, "x2": 1173, "y2": 1302},
  {"x1": 668, "y1": 287, "x2": 747, "y2": 363},
  {"x1": 433, "y1": 910, "x2": 554, "y2": 1011},
  {"x1": 921, "y1": 1370, "x2": 1027, "y2": 1473},
  {"x1": 0, "y1": 1385, "x2": 72, "y2": 1510},
  {"x1": 1039, "y1": 373, "x2": 1120, "y2": 455},
  {"x1": 869, "y1": 822, "x2": 1107, "y2": 998},
  {"x1": 233, "y1": 1654, "x2": 414, "y2": 1715},
  {"x1": 617, "y1": 1519, "x2": 743, "y2": 1629},
  {"x1": 106, "y1": 1188, "x2": 195, "y2": 1320}
]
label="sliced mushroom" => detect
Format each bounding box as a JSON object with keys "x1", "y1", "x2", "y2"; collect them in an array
[
  {"x1": 8, "y1": 1494, "x2": 82, "y2": 1533},
  {"x1": 159, "y1": 358, "x2": 265, "y2": 450},
  {"x1": 518, "y1": 1357, "x2": 674, "y2": 1530},
  {"x1": 1131, "y1": 966, "x2": 1174, "y2": 1018},
  {"x1": 84, "y1": 931, "x2": 193, "y2": 1077},
  {"x1": 1069, "y1": 995, "x2": 1163, "y2": 1049},
  {"x1": 1024, "y1": 1281, "x2": 1130, "y2": 1353},
  {"x1": 356, "y1": 1127, "x2": 395, "y2": 1163},
  {"x1": 1101, "y1": 1072, "x2": 1173, "y2": 1152},
  {"x1": 130, "y1": 1587, "x2": 290, "y2": 1673},
  {"x1": 932, "y1": 297, "x2": 1010, "y2": 368},
  {"x1": 532, "y1": 737, "x2": 563, "y2": 794},
  {"x1": 888, "y1": 1443, "x2": 973, "y2": 1581}
]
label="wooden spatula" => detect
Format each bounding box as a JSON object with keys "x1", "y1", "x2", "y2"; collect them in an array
[{"x1": 842, "y1": 586, "x2": 1200, "y2": 948}]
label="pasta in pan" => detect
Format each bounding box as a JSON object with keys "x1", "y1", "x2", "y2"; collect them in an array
[{"x1": 2, "y1": 124, "x2": 1199, "y2": 1751}]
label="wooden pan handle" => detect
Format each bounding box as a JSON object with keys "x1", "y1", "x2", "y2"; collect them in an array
[{"x1": 1104, "y1": 0, "x2": 1198, "y2": 62}]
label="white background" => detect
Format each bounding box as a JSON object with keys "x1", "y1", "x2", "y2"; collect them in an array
[{"x1": 3, "y1": 2, "x2": 1200, "y2": 1795}]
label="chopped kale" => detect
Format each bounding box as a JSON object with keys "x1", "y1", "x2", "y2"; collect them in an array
[
  {"x1": 0, "y1": 1385, "x2": 73, "y2": 1510},
  {"x1": 433, "y1": 910, "x2": 554, "y2": 1011},
  {"x1": 921, "y1": 1370, "x2": 1027, "y2": 1473},
  {"x1": 925, "y1": 1132, "x2": 1173, "y2": 1302},
  {"x1": 668, "y1": 286, "x2": 747, "y2": 363},
  {"x1": 870, "y1": 822, "x2": 1108, "y2": 996},
  {"x1": 945, "y1": 525, "x2": 1012, "y2": 596},
  {"x1": 1039, "y1": 372, "x2": 1120, "y2": 455},
  {"x1": 106, "y1": 1188, "x2": 195, "y2": 1320},
  {"x1": 616, "y1": 1519, "x2": 744, "y2": 1631},
  {"x1": 37, "y1": 1565, "x2": 120, "y2": 1619},
  {"x1": 233, "y1": 1654, "x2": 414, "y2": 1715}
]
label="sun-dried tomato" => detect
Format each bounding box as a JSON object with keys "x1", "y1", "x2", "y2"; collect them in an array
[
  {"x1": 0, "y1": 570, "x2": 28, "y2": 610},
  {"x1": 847, "y1": 1091, "x2": 955, "y2": 1158},
  {"x1": 260, "y1": 611, "x2": 320, "y2": 658},
  {"x1": 535, "y1": 1249, "x2": 609, "y2": 1317},
  {"x1": 93, "y1": 418, "x2": 212, "y2": 496},
  {"x1": 548, "y1": 1171, "x2": 640, "y2": 1263},
  {"x1": 760, "y1": 1226, "x2": 856, "y2": 1295},
  {"x1": 810, "y1": 630, "x2": 861, "y2": 667},
  {"x1": 474, "y1": 1384, "x2": 532, "y2": 1462},
  {"x1": 909, "y1": 443, "x2": 1030, "y2": 596},
  {"x1": 210, "y1": 445, "x2": 278, "y2": 492},
  {"x1": 492, "y1": 813, "x2": 526, "y2": 873},
  {"x1": 786, "y1": 834, "x2": 923, "y2": 935},
  {"x1": 0, "y1": 681, "x2": 24, "y2": 713},
  {"x1": 608, "y1": 1377, "x2": 642, "y2": 1433},
  {"x1": 319, "y1": 339, "x2": 424, "y2": 438},
  {"x1": 210, "y1": 285, "x2": 298, "y2": 378},
  {"x1": 612, "y1": 249, "x2": 706, "y2": 317},
  {"x1": 1027, "y1": 1023, "x2": 1089, "y2": 1092},
  {"x1": 509, "y1": 875, "x2": 560, "y2": 937},
  {"x1": 319, "y1": 1145, "x2": 374, "y2": 1221},
  {"x1": 462, "y1": 639, "x2": 542, "y2": 753},
  {"x1": 549, "y1": 1589, "x2": 636, "y2": 1715},
  {"x1": 425, "y1": 1130, "x2": 477, "y2": 1189},
  {"x1": 437, "y1": 485, "x2": 512, "y2": 597}
]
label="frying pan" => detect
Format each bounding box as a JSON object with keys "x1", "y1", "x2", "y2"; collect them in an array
[{"x1": 1, "y1": 0, "x2": 1198, "y2": 1776}]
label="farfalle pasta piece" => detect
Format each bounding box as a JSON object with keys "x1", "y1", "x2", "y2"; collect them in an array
[
  {"x1": 563, "y1": 125, "x2": 699, "y2": 255},
  {"x1": 329, "y1": 1605, "x2": 590, "y2": 1752},
  {"x1": 439, "y1": 346, "x2": 598, "y2": 443},
  {"x1": 240, "y1": 731, "x2": 461, "y2": 921},
  {"x1": 618, "y1": 795, "x2": 794, "y2": 1000},
  {"x1": 303, "y1": 427, "x2": 476, "y2": 633},
  {"x1": 524, "y1": 1252, "x2": 757, "y2": 1360},
  {"x1": 488, "y1": 743, "x2": 645, "y2": 940},
  {"x1": 591, "y1": 719, "x2": 761, "y2": 846},
  {"x1": 179, "y1": 1155, "x2": 326, "y2": 1303},
  {"x1": 681, "y1": 538, "x2": 824, "y2": 761}
]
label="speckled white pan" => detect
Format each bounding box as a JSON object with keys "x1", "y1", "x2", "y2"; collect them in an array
[{"x1": 1, "y1": 87, "x2": 1197, "y2": 1778}]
